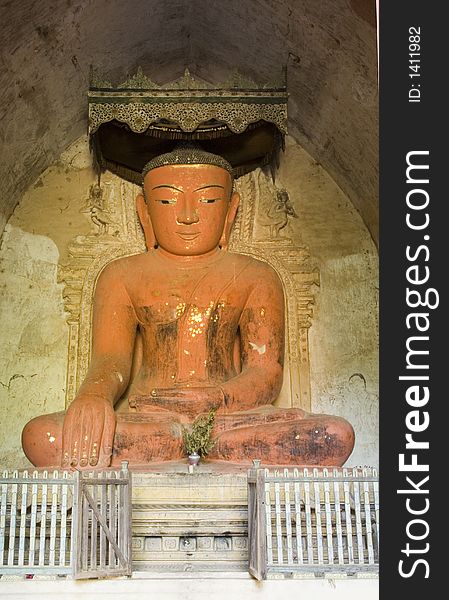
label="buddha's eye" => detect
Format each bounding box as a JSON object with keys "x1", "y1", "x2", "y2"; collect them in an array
[
  {"x1": 158, "y1": 199, "x2": 177, "y2": 205},
  {"x1": 199, "y1": 198, "x2": 220, "y2": 204}
]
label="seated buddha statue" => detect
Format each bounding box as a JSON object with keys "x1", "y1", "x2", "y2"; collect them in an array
[{"x1": 22, "y1": 146, "x2": 354, "y2": 468}]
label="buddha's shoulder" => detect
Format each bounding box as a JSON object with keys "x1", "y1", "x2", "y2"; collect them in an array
[
  {"x1": 98, "y1": 252, "x2": 149, "y2": 280},
  {"x1": 225, "y1": 252, "x2": 281, "y2": 281},
  {"x1": 100, "y1": 251, "x2": 280, "y2": 283}
]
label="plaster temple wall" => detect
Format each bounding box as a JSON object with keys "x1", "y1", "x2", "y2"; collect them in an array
[{"x1": 0, "y1": 135, "x2": 378, "y2": 469}]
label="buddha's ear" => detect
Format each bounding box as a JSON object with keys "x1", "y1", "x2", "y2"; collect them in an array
[
  {"x1": 136, "y1": 193, "x2": 157, "y2": 250},
  {"x1": 220, "y1": 191, "x2": 240, "y2": 250}
]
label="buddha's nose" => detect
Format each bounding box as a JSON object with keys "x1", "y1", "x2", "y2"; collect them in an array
[{"x1": 177, "y1": 200, "x2": 199, "y2": 225}]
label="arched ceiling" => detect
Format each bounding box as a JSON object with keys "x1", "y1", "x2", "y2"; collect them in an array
[{"x1": 0, "y1": 0, "x2": 378, "y2": 245}]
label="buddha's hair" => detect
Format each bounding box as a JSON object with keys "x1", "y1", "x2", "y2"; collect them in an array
[{"x1": 142, "y1": 143, "x2": 233, "y2": 180}]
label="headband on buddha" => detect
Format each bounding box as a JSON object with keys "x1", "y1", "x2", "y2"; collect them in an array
[{"x1": 142, "y1": 143, "x2": 233, "y2": 181}]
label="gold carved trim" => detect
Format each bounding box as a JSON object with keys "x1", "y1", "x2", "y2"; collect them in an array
[
  {"x1": 90, "y1": 67, "x2": 285, "y2": 93},
  {"x1": 89, "y1": 68, "x2": 287, "y2": 135},
  {"x1": 88, "y1": 101, "x2": 287, "y2": 135}
]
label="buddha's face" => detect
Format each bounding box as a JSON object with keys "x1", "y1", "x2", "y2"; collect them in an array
[{"x1": 140, "y1": 164, "x2": 239, "y2": 256}]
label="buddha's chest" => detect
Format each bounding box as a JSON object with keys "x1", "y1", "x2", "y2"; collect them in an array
[
  {"x1": 132, "y1": 269, "x2": 246, "y2": 328},
  {"x1": 133, "y1": 273, "x2": 243, "y2": 382}
]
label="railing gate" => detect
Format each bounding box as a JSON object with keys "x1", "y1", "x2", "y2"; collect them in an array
[{"x1": 248, "y1": 465, "x2": 379, "y2": 580}]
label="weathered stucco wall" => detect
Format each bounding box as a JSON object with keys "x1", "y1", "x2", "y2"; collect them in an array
[
  {"x1": 0, "y1": 135, "x2": 378, "y2": 468},
  {"x1": 0, "y1": 137, "x2": 94, "y2": 467},
  {"x1": 277, "y1": 138, "x2": 378, "y2": 467}
]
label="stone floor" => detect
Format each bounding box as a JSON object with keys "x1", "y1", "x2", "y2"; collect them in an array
[{"x1": 0, "y1": 572, "x2": 379, "y2": 600}]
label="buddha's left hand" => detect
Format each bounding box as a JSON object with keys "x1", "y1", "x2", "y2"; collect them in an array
[{"x1": 144, "y1": 386, "x2": 225, "y2": 418}]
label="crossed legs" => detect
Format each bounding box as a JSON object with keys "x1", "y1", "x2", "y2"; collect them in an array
[{"x1": 22, "y1": 405, "x2": 354, "y2": 468}]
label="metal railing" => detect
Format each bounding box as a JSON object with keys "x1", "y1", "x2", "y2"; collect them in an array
[
  {"x1": 248, "y1": 465, "x2": 379, "y2": 580},
  {"x1": 0, "y1": 461, "x2": 132, "y2": 579}
]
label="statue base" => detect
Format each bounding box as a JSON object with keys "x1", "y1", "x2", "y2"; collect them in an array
[{"x1": 131, "y1": 461, "x2": 249, "y2": 572}]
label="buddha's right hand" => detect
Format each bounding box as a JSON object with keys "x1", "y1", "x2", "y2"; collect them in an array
[{"x1": 61, "y1": 396, "x2": 116, "y2": 468}]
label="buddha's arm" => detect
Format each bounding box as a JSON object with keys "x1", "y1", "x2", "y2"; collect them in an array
[
  {"x1": 220, "y1": 265, "x2": 285, "y2": 410},
  {"x1": 62, "y1": 261, "x2": 137, "y2": 467}
]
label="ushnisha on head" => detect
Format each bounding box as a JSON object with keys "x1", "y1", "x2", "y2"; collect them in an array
[
  {"x1": 136, "y1": 144, "x2": 240, "y2": 257},
  {"x1": 142, "y1": 143, "x2": 234, "y2": 182}
]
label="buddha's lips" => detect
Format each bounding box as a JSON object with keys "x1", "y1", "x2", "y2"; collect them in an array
[{"x1": 177, "y1": 231, "x2": 200, "y2": 240}]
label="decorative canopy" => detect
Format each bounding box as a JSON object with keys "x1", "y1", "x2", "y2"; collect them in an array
[{"x1": 88, "y1": 68, "x2": 288, "y2": 184}]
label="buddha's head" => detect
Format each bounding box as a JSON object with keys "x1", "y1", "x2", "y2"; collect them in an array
[{"x1": 137, "y1": 145, "x2": 240, "y2": 257}]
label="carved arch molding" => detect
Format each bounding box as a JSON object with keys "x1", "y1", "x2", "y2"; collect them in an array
[{"x1": 58, "y1": 170, "x2": 320, "y2": 411}]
